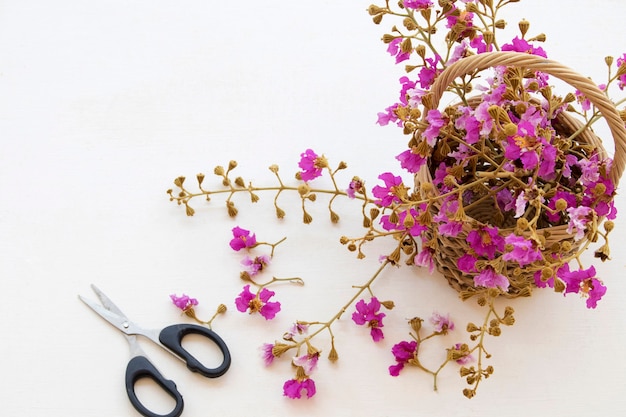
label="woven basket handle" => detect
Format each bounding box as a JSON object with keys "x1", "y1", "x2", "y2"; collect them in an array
[{"x1": 426, "y1": 51, "x2": 626, "y2": 186}]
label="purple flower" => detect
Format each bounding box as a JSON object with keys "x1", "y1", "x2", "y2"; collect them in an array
[
  {"x1": 284, "y1": 322, "x2": 309, "y2": 340},
  {"x1": 283, "y1": 378, "x2": 316, "y2": 399},
  {"x1": 502, "y1": 36, "x2": 547, "y2": 58},
  {"x1": 260, "y1": 343, "x2": 275, "y2": 366},
  {"x1": 423, "y1": 109, "x2": 445, "y2": 146},
  {"x1": 502, "y1": 234, "x2": 543, "y2": 267},
  {"x1": 466, "y1": 226, "x2": 504, "y2": 259},
  {"x1": 241, "y1": 255, "x2": 271, "y2": 276},
  {"x1": 170, "y1": 294, "x2": 198, "y2": 311},
  {"x1": 377, "y1": 103, "x2": 402, "y2": 127},
  {"x1": 229, "y1": 226, "x2": 256, "y2": 251},
  {"x1": 457, "y1": 253, "x2": 477, "y2": 273},
  {"x1": 346, "y1": 177, "x2": 364, "y2": 199},
  {"x1": 616, "y1": 53, "x2": 626, "y2": 90},
  {"x1": 372, "y1": 172, "x2": 405, "y2": 207},
  {"x1": 352, "y1": 297, "x2": 386, "y2": 342},
  {"x1": 430, "y1": 312, "x2": 454, "y2": 334},
  {"x1": 414, "y1": 248, "x2": 435, "y2": 273},
  {"x1": 387, "y1": 38, "x2": 411, "y2": 64},
  {"x1": 293, "y1": 353, "x2": 319, "y2": 375},
  {"x1": 396, "y1": 148, "x2": 427, "y2": 173},
  {"x1": 566, "y1": 206, "x2": 592, "y2": 241},
  {"x1": 298, "y1": 149, "x2": 326, "y2": 181},
  {"x1": 235, "y1": 285, "x2": 281, "y2": 320},
  {"x1": 389, "y1": 340, "x2": 417, "y2": 376},
  {"x1": 557, "y1": 264, "x2": 606, "y2": 308},
  {"x1": 474, "y1": 266, "x2": 510, "y2": 292},
  {"x1": 417, "y1": 56, "x2": 441, "y2": 88},
  {"x1": 403, "y1": 0, "x2": 433, "y2": 10}
]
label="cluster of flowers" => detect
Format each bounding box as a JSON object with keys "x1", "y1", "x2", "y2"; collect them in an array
[{"x1": 165, "y1": 0, "x2": 625, "y2": 400}]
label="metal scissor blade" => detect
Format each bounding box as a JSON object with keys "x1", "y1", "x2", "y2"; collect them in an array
[
  {"x1": 89, "y1": 284, "x2": 128, "y2": 318},
  {"x1": 78, "y1": 294, "x2": 131, "y2": 334}
]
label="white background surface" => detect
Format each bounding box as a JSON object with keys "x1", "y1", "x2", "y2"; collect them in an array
[{"x1": 1, "y1": 1, "x2": 626, "y2": 416}]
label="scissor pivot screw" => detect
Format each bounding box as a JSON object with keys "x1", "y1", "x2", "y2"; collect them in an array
[{"x1": 122, "y1": 321, "x2": 129, "y2": 329}]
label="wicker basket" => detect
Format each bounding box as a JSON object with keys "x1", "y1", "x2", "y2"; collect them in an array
[{"x1": 414, "y1": 52, "x2": 626, "y2": 296}]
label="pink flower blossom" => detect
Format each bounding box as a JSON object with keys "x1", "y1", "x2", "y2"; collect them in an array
[
  {"x1": 502, "y1": 36, "x2": 547, "y2": 57},
  {"x1": 235, "y1": 285, "x2": 281, "y2": 320},
  {"x1": 474, "y1": 266, "x2": 510, "y2": 291},
  {"x1": 389, "y1": 340, "x2": 417, "y2": 376},
  {"x1": 284, "y1": 322, "x2": 309, "y2": 340},
  {"x1": 387, "y1": 38, "x2": 411, "y2": 64},
  {"x1": 377, "y1": 103, "x2": 402, "y2": 127},
  {"x1": 170, "y1": 294, "x2": 198, "y2": 311},
  {"x1": 346, "y1": 178, "x2": 364, "y2": 199},
  {"x1": 260, "y1": 343, "x2": 275, "y2": 366},
  {"x1": 414, "y1": 247, "x2": 435, "y2": 273},
  {"x1": 457, "y1": 253, "x2": 477, "y2": 273},
  {"x1": 430, "y1": 312, "x2": 454, "y2": 333},
  {"x1": 283, "y1": 378, "x2": 316, "y2": 399},
  {"x1": 417, "y1": 56, "x2": 441, "y2": 88},
  {"x1": 298, "y1": 149, "x2": 325, "y2": 181},
  {"x1": 617, "y1": 53, "x2": 626, "y2": 90},
  {"x1": 403, "y1": 0, "x2": 433, "y2": 10},
  {"x1": 423, "y1": 109, "x2": 445, "y2": 145},
  {"x1": 466, "y1": 225, "x2": 504, "y2": 259},
  {"x1": 229, "y1": 226, "x2": 257, "y2": 251},
  {"x1": 566, "y1": 206, "x2": 592, "y2": 240},
  {"x1": 293, "y1": 352, "x2": 319, "y2": 375},
  {"x1": 241, "y1": 255, "x2": 271, "y2": 276},
  {"x1": 352, "y1": 297, "x2": 386, "y2": 342},
  {"x1": 372, "y1": 172, "x2": 405, "y2": 207},
  {"x1": 557, "y1": 264, "x2": 606, "y2": 308},
  {"x1": 396, "y1": 148, "x2": 427, "y2": 173},
  {"x1": 502, "y1": 234, "x2": 543, "y2": 267}
]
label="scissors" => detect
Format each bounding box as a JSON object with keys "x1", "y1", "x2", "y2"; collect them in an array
[{"x1": 79, "y1": 284, "x2": 231, "y2": 417}]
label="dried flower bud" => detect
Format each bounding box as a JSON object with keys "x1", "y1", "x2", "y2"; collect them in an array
[
  {"x1": 561, "y1": 241, "x2": 572, "y2": 252},
  {"x1": 382, "y1": 34, "x2": 396, "y2": 44},
  {"x1": 380, "y1": 300, "x2": 395, "y2": 310},
  {"x1": 347, "y1": 243, "x2": 357, "y2": 252},
  {"x1": 501, "y1": 315, "x2": 515, "y2": 326},
  {"x1": 554, "y1": 198, "x2": 568, "y2": 211},
  {"x1": 184, "y1": 203, "x2": 195, "y2": 216},
  {"x1": 595, "y1": 244, "x2": 611, "y2": 261},
  {"x1": 275, "y1": 206, "x2": 285, "y2": 219},
  {"x1": 483, "y1": 30, "x2": 494, "y2": 45},
  {"x1": 196, "y1": 173, "x2": 205, "y2": 185},
  {"x1": 553, "y1": 278, "x2": 565, "y2": 293},
  {"x1": 494, "y1": 19, "x2": 506, "y2": 29},
  {"x1": 307, "y1": 194, "x2": 317, "y2": 202},
  {"x1": 228, "y1": 160, "x2": 237, "y2": 170},
  {"x1": 268, "y1": 164, "x2": 279, "y2": 173},
  {"x1": 368, "y1": 4, "x2": 383, "y2": 15},
  {"x1": 214, "y1": 166, "x2": 225, "y2": 176},
  {"x1": 328, "y1": 345, "x2": 339, "y2": 362},
  {"x1": 297, "y1": 184, "x2": 310, "y2": 196},
  {"x1": 517, "y1": 19, "x2": 530, "y2": 38},
  {"x1": 226, "y1": 201, "x2": 238, "y2": 217},
  {"x1": 216, "y1": 304, "x2": 227, "y2": 314},
  {"x1": 415, "y1": 44, "x2": 426, "y2": 58},
  {"x1": 303, "y1": 211, "x2": 313, "y2": 224},
  {"x1": 604, "y1": 220, "x2": 614, "y2": 233},
  {"x1": 529, "y1": 33, "x2": 546, "y2": 42},
  {"x1": 330, "y1": 210, "x2": 340, "y2": 223},
  {"x1": 409, "y1": 317, "x2": 423, "y2": 333},
  {"x1": 466, "y1": 322, "x2": 480, "y2": 332},
  {"x1": 463, "y1": 388, "x2": 476, "y2": 399},
  {"x1": 403, "y1": 17, "x2": 418, "y2": 31},
  {"x1": 400, "y1": 37, "x2": 413, "y2": 54},
  {"x1": 234, "y1": 176, "x2": 245, "y2": 187},
  {"x1": 488, "y1": 326, "x2": 501, "y2": 336},
  {"x1": 503, "y1": 122, "x2": 518, "y2": 136},
  {"x1": 372, "y1": 13, "x2": 383, "y2": 24},
  {"x1": 460, "y1": 366, "x2": 472, "y2": 377},
  {"x1": 174, "y1": 176, "x2": 186, "y2": 187}
]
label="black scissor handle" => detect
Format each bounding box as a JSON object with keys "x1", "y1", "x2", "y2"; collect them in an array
[
  {"x1": 159, "y1": 324, "x2": 231, "y2": 378},
  {"x1": 125, "y1": 355, "x2": 184, "y2": 417}
]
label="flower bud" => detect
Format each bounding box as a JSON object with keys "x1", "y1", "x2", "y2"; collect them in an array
[
  {"x1": 214, "y1": 166, "x2": 225, "y2": 176},
  {"x1": 554, "y1": 198, "x2": 568, "y2": 211},
  {"x1": 409, "y1": 317, "x2": 423, "y2": 333},
  {"x1": 518, "y1": 19, "x2": 530, "y2": 37},
  {"x1": 604, "y1": 220, "x2": 614, "y2": 233}
]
